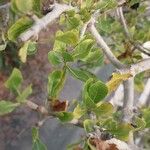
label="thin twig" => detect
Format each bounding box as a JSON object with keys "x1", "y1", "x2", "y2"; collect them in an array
[
  {"x1": 89, "y1": 19, "x2": 125, "y2": 69},
  {"x1": 117, "y1": 7, "x2": 150, "y2": 56}
]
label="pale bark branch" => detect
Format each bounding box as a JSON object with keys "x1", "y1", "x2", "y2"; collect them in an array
[
  {"x1": 19, "y1": 3, "x2": 75, "y2": 42},
  {"x1": 122, "y1": 78, "x2": 134, "y2": 122},
  {"x1": 89, "y1": 20, "x2": 125, "y2": 69},
  {"x1": 26, "y1": 100, "x2": 83, "y2": 127},
  {"x1": 117, "y1": 7, "x2": 150, "y2": 56},
  {"x1": 0, "y1": 3, "x2": 10, "y2": 10},
  {"x1": 137, "y1": 78, "x2": 150, "y2": 107}
]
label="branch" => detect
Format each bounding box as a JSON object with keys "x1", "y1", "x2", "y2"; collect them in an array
[
  {"x1": 137, "y1": 78, "x2": 150, "y2": 107},
  {"x1": 0, "y1": 2, "x2": 10, "y2": 10},
  {"x1": 117, "y1": 7, "x2": 150, "y2": 56},
  {"x1": 26, "y1": 100, "x2": 48, "y2": 115},
  {"x1": 19, "y1": 3, "x2": 75, "y2": 42},
  {"x1": 119, "y1": 58, "x2": 150, "y2": 76},
  {"x1": 89, "y1": 19, "x2": 125, "y2": 69},
  {"x1": 26, "y1": 100, "x2": 83, "y2": 127},
  {"x1": 122, "y1": 78, "x2": 134, "y2": 122}
]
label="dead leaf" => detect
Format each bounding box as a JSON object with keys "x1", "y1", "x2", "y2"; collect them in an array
[
  {"x1": 89, "y1": 138, "x2": 119, "y2": 150},
  {"x1": 50, "y1": 99, "x2": 68, "y2": 112}
]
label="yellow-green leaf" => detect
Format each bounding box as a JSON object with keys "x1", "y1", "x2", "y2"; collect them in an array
[{"x1": 106, "y1": 73, "x2": 132, "y2": 92}]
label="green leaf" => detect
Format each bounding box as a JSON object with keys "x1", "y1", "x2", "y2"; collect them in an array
[
  {"x1": 110, "y1": 123, "x2": 134, "y2": 141},
  {"x1": 94, "y1": 102, "x2": 114, "y2": 117},
  {"x1": 32, "y1": 0, "x2": 41, "y2": 16},
  {"x1": 19, "y1": 41, "x2": 29, "y2": 63},
  {"x1": 88, "y1": 81, "x2": 108, "y2": 103},
  {"x1": 133, "y1": 117, "x2": 146, "y2": 131},
  {"x1": 5, "y1": 68, "x2": 23, "y2": 92},
  {"x1": 47, "y1": 69, "x2": 66, "y2": 99},
  {"x1": 19, "y1": 41, "x2": 37, "y2": 63},
  {"x1": 82, "y1": 48, "x2": 104, "y2": 65},
  {"x1": 53, "y1": 31, "x2": 66, "y2": 52},
  {"x1": 12, "y1": 0, "x2": 33, "y2": 14},
  {"x1": 16, "y1": 85, "x2": 32, "y2": 103},
  {"x1": 61, "y1": 51, "x2": 74, "y2": 62},
  {"x1": 142, "y1": 108, "x2": 150, "y2": 128},
  {"x1": 82, "y1": 78, "x2": 96, "y2": 109},
  {"x1": 98, "y1": 15, "x2": 112, "y2": 33},
  {"x1": 0, "y1": 43, "x2": 7, "y2": 51},
  {"x1": 83, "y1": 119, "x2": 94, "y2": 133},
  {"x1": 8, "y1": 17, "x2": 33, "y2": 41},
  {"x1": 32, "y1": 127, "x2": 47, "y2": 150},
  {"x1": 57, "y1": 112, "x2": 74, "y2": 122},
  {"x1": 73, "y1": 104, "x2": 86, "y2": 119},
  {"x1": 96, "y1": 0, "x2": 117, "y2": 11},
  {"x1": 102, "y1": 118, "x2": 117, "y2": 131},
  {"x1": 48, "y1": 51, "x2": 62, "y2": 65},
  {"x1": 73, "y1": 39, "x2": 94, "y2": 59},
  {"x1": 0, "y1": 100, "x2": 20, "y2": 116},
  {"x1": 67, "y1": 66, "x2": 91, "y2": 82},
  {"x1": 27, "y1": 41, "x2": 37, "y2": 55},
  {"x1": 56, "y1": 30, "x2": 78, "y2": 45}
]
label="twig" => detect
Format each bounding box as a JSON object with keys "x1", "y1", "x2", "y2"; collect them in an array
[
  {"x1": 26, "y1": 101, "x2": 48, "y2": 115},
  {"x1": 117, "y1": 7, "x2": 150, "y2": 56},
  {"x1": 89, "y1": 19, "x2": 125, "y2": 69},
  {"x1": 26, "y1": 100, "x2": 83, "y2": 127},
  {"x1": 137, "y1": 78, "x2": 150, "y2": 107},
  {"x1": 119, "y1": 58, "x2": 150, "y2": 76},
  {"x1": 19, "y1": 3, "x2": 75, "y2": 42},
  {"x1": 0, "y1": 2, "x2": 10, "y2": 10},
  {"x1": 122, "y1": 78, "x2": 134, "y2": 122}
]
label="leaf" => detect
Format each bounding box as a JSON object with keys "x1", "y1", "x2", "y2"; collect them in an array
[
  {"x1": 19, "y1": 41, "x2": 29, "y2": 63},
  {"x1": 94, "y1": 102, "x2": 114, "y2": 117},
  {"x1": 82, "y1": 78, "x2": 96, "y2": 109},
  {"x1": 88, "y1": 81, "x2": 108, "y2": 103},
  {"x1": 102, "y1": 118, "x2": 117, "y2": 131},
  {"x1": 106, "y1": 73, "x2": 132, "y2": 92},
  {"x1": 32, "y1": 0, "x2": 41, "y2": 16},
  {"x1": 8, "y1": 17, "x2": 33, "y2": 41},
  {"x1": 27, "y1": 41, "x2": 37, "y2": 55},
  {"x1": 133, "y1": 117, "x2": 146, "y2": 131},
  {"x1": 53, "y1": 30, "x2": 66, "y2": 52},
  {"x1": 110, "y1": 123, "x2": 134, "y2": 141},
  {"x1": 47, "y1": 69, "x2": 66, "y2": 99},
  {"x1": 57, "y1": 112, "x2": 74, "y2": 122},
  {"x1": 82, "y1": 48, "x2": 104, "y2": 65},
  {"x1": 32, "y1": 127, "x2": 47, "y2": 150},
  {"x1": 12, "y1": 0, "x2": 33, "y2": 14},
  {"x1": 61, "y1": 51, "x2": 74, "y2": 62},
  {"x1": 0, "y1": 43, "x2": 7, "y2": 51},
  {"x1": 50, "y1": 100, "x2": 68, "y2": 112},
  {"x1": 73, "y1": 39, "x2": 94, "y2": 59},
  {"x1": 5, "y1": 68, "x2": 23, "y2": 92},
  {"x1": 84, "y1": 119, "x2": 94, "y2": 133},
  {"x1": 96, "y1": 0, "x2": 117, "y2": 11},
  {"x1": 73, "y1": 104, "x2": 86, "y2": 119},
  {"x1": 19, "y1": 41, "x2": 37, "y2": 62},
  {"x1": 56, "y1": 30, "x2": 78, "y2": 45},
  {"x1": 142, "y1": 108, "x2": 150, "y2": 128},
  {"x1": 98, "y1": 16, "x2": 112, "y2": 33},
  {"x1": 16, "y1": 85, "x2": 32, "y2": 103},
  {"x1": 67, "y1": 66, "x2": 91, "y2": 82},
  {"x1": 0, "y1": 100, "x2": 20, "y2": 116},
  {"x1": 48, "y1": 51, "x2": 62, "y2": 65}
]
